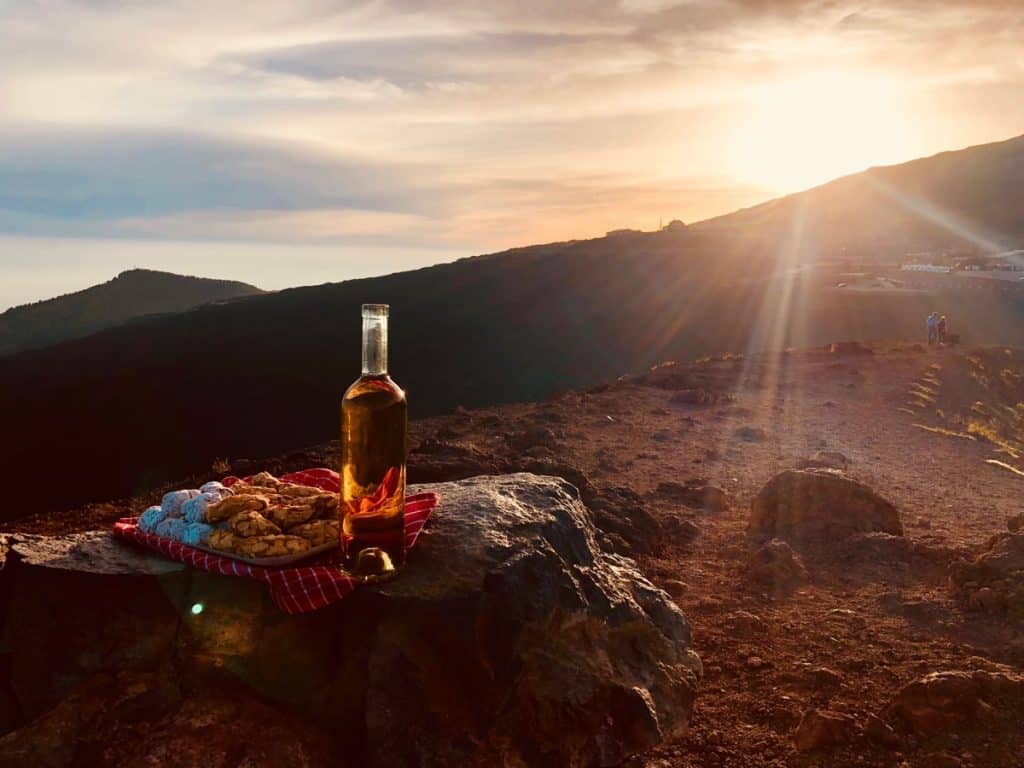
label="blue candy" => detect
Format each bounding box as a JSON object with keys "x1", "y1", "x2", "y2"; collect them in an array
[
  {"x1": 138, "y1": 505, "x2": 166, "y2": 533},
  {"x1": 161, "y1": 489, "x2": 200, "y2": 518},
  {"x1": 182, "y1": 522, "x2": 214, "y2": 547}
]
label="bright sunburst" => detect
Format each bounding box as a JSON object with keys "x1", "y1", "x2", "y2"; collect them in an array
[{"x1": 730, "y1": 73, "x2": 918, "y2": 194}]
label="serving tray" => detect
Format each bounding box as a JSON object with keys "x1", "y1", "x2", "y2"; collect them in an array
[{"x1": 189, "y1": 540, "x2": 341, "y2": 568}]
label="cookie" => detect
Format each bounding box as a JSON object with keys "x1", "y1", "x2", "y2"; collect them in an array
[
  {"x1": 235, "y1": 535, "x2": 311, "y2": 559},
  {"x1": 247, "y1": 472, "x2": 281, "y2": 488},
  {"x1": 208, "y1": 530, "x2": 239, "y2": 553},
  {"x1": 229, "y1": 510, "x2": 281, "y2": 538},
  {"x1": 267, "y1": 503, "x2": 316, "y2": 530},
  {"x1": 278, "y1": 482, "x2": 325, "y2": 498},
  {"x1": 207, "y1": 493, "x2": 270, "y2": 523},
  {"x1": 311, "y1": 493, "x2": 339, "y2": 519},
  {"x1": 290, "y1": 519, "x2": 340, "y2": 547}
]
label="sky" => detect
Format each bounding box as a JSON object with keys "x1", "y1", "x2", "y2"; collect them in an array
[{"x1": 1, "y1": 0, "x2": 1023, "y2": 310}]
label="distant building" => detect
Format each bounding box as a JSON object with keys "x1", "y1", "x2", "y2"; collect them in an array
[{"x1": 900, "y1": 264, "x2": 952, "y2": 273}]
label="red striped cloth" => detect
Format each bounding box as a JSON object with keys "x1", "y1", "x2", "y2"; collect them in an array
[{"x1": 112, "y1": 468, "x2": 438, "y2": 614}]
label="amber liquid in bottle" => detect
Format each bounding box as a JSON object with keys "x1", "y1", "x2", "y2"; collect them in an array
[{"x1": 341, "y1": 304, "x2": 408, "y2": 581}]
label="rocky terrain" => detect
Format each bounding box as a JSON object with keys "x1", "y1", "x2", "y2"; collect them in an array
[{"x1": 3, "y1": 341, "x2": 1024, "y2": 766}]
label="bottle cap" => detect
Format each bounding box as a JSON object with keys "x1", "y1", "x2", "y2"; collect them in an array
[{"x1": 362, "y1": 303, "x2": 389, "y2": 317}]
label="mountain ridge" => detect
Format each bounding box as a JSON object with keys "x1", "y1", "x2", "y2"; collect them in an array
[{"x1": 0, "y1": 268, "x2": 264, "y2": 356}]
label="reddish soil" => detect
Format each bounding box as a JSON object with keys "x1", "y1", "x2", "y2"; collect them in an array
[{"x1": 8, "y1": 342, "x2": 1024, "y2": 767}]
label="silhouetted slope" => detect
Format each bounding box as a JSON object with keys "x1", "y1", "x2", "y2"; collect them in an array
[
  {"x1": 0, "y1": 269, "x2": 263, "y2": 355},
  {"x1": 696, "y1": 133, "x2": 1024, "y2": 258},
  {"x1": 3, "y1": 135, "x2": 1024, "y2": 517}
]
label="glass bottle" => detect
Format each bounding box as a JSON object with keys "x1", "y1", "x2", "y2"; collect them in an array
[{"x1": 340, "y1": 304, "x2": 408, "y2": 581}]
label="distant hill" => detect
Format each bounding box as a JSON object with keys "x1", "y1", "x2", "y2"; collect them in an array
[
  {"x1": 2, "y1": 134, "x2": 1024, "y2": 517},
  {"x1": 0, "y1": 269, "x2": 264, "y2": 355}
]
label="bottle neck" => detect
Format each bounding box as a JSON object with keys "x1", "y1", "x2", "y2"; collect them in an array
[{"x1": 362, "y1": 314, "x2": 388, "y2": 375}]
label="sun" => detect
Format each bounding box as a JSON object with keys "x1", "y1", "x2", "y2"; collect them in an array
[{"x1": 729, "y1": 73, "x2": 917, "y2": 194}]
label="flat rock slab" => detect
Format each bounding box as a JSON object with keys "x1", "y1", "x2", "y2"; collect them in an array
[
  {"x1": 9, "y1": 531, "x2": 184, "y2": 576},
  {"x1": 0, "y1": 474, "x2": 700, "y2": 768}
]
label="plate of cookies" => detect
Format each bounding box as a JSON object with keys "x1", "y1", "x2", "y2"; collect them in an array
[{"x1": 137, "y1": 471, "x2": 342, "y2": 566}]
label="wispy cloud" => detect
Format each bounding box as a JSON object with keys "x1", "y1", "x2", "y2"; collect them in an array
[{"x1": 0, "y1": 0, "x2": 1022, "y2": 306}]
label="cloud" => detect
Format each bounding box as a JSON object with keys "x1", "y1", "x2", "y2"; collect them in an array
[
  {"x1": 0, "y1": 0, "x2": 1022, "y2": 307},
  {"x1": 225, "y1": 32, "x2": 633, "y2": 90},
  {"x1": 0, "y1": 127, "x2": 434, "y2": 224}
]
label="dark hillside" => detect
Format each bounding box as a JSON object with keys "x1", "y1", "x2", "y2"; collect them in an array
[
  {"x1": 698, "y1": 133, "x2": 1024, "y2": 259},
  {"x1": 0, "y1": 268, "x2": 263, "y2": 355},
  {"x1": 3, "y1": 134, "x2": 1024, "y2": 516}
]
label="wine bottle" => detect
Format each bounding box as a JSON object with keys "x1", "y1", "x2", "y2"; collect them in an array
[{"x1": 340, "y1": 304, "x2": 408, "y2": 580}]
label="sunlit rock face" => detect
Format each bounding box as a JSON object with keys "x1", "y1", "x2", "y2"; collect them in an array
[
  {"x1": 0, "y1": 474, "x2": 700, "y2": 768},
  {"x1": 747, "y1": 468, "x2": 903, "y2": 547}
]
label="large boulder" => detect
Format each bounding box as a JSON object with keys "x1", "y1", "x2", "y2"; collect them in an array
[
  {"x1": 881, "y1": 670, "x2": 1024, "y2": 737},
  {"x1": 0, "y1": 474, "x2": 700, "y2": 768},
  {"x1": 747, "y1": 469, "x2": 903, "y2": 547}
]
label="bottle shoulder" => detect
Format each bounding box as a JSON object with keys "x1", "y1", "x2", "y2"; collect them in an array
[{"x1": 343, "y1": 374, "x2": 407, "y2": 403}]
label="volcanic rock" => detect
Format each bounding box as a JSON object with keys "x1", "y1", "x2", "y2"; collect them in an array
[
  {"x1": 747, "y1": 469, "x2": 903, "y2": 546},
  {"x1": 408, "y1": 440, "x2": 501, "y2": 484},
  {"x1": 1008, "y1": 513, "x2": 1023, "y2": 534},
  {"x1": 662, "y1": 515, "x2": 701, "y2": 543},
  {"x1": 882, "y1": 670, "x2": 1024, "y2": 737},
  {"x1": 506, "y1": 426, "x2": 559, "y2": 451},
  {"x1": 743, "y1": 538, "x2": 809, "y2": 596},
  {"x1": 796, "y1": 451, "x2": 851, "y2": 471},
  {"x1": 792, "y1": 708, "x2": 855, "y2": 752},
  {"x1": 864, "y1": 712, "x2": 901, "y2": 748},
  {"x1": 654, "y1": 480, "x2": 729, "y2": 513},
  {"x1": 0, "y1": 474, "x2": 701, "y2": 768},
  {"x1": 585, "y1": 485, "x2": 663, "y2": 555},
  {"x1": 735, "y1": 425, "x2": 768, "y2": 442},
  {"x1": 841, "y1": 531, "x2": 914, "y2": 561},
  {"x1": 723, "y1": 610, "x2": 768, "y2": 637},
  {"x1": 952, "y1": 533, "x2": 1024, "y2": 616}
]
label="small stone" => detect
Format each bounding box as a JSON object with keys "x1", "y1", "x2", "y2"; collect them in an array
[
  {"x1": 865, "y1": 713, "x2": 901, "y2": 748},
  {"x1": 735, "y1": 425, "x2": 768, "y2": 442},
  {"x1": 746, "y1": 656, "x2": 769, "y2": 670},
  {"x1": 744, "y1": 538, "x2": 809, "y2": 597},
  {"x1": 793, "y1": 708, "x2": 855, "y2": 752},
  {"x1": 725, "y1": 610, "x2": 768, "y2": 637},
  {"x1": 805, "y1": 667, "x2": 843, "y2": 689},
  {"x1": 1007, "y1": 513, "x2": 1023, "y2": 533}
]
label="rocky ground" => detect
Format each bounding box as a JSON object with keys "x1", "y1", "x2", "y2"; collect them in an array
[{"x1": 6, "y1": 341, "x2": 1024, "y2": 767}]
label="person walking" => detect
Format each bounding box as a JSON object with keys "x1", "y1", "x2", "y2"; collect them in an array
[
  {"x1": 927, "y1": 312, "x2": 938, "y2": 346},
  {"x1": 938, "y1": 315, "x2": 948, "y2": 345}
]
